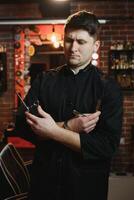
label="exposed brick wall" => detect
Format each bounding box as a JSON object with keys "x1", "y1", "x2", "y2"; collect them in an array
[
  {"x1": 71, "y1": 0, "x2": 134, "y2": 173},
  {"x1": 0, "y1": 1, "x2": 134, "y2": 172},
  {"x1": 0, "y1": 27, "x2": 14, "y2": 134},
  {"x1": 0, "y1": 3, "x2": 41, "y2": 19},
  {"x1": 0, "y1": 3, "x2": 41, "y2": 133}
]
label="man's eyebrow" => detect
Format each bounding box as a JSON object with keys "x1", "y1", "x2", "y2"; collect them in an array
[{"x1": 65, "y1": 36, "x2": 87, "y2": 41}]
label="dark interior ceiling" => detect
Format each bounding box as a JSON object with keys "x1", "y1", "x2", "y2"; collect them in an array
[
  {"x1": 0, "y1": 0, "x2": 132, "y2": 3},
  {"x1": 0, "y1": 0, "x2": 72, "y2": 19},
  {"x1": 0, "y1": 0, "x2": 121, "y2": 3},
  {"x1": 0, "y1": 0, "x2": 66, "y2": 4},
  {"x1": 0, "y1": 0, "x2": 133, "y2": 21},
  {"x1": 0, "y1": 0, "x2": 40, "y2": 3}
]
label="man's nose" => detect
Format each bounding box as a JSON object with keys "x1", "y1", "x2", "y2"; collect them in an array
[{"x1": 71, "y1": 41, "x2": 78, "y2": 52}]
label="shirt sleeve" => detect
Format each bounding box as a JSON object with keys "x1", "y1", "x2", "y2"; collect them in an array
[{"x1": 80, "y1": 79, "x2": 123, "y2": 161}]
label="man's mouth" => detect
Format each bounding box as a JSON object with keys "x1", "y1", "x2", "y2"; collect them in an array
[{"x1": 69, "y1": 54, "x2": 79, "y2": 58}]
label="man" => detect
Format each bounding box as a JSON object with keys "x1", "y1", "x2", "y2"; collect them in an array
[{"x1": 15, "y1": 11, "x2": 123, "y2": 200}]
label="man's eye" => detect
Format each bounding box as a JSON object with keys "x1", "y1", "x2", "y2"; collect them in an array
[{"x1": 78, "y1": 40, "x2": 86, "y2": 44}]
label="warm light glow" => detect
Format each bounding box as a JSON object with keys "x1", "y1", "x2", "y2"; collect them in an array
[
  {"x1": 91, "y1": 60, "x2": 98, "y2": 66},
  {"x1": 49, "y1": 25, "x2": 63, "y2": 48},
  {"x1": 40, "y1": 25, "x2": 64, "y2": 48},
  {"x1": 50, "y1": 25, "x2": 58, "y2": 43},
  {"x1": 60, "y1": 41, "x2": 64, "y2": 47},
  {"x1": 92, "y1": 52, "x2": 99, "y2": 60},
  {"x1": 50, "y1": 32, "x2": 58, "y2": 43},
  {"x1": 53, "y1": 41, "x2": 60, "y2": 48}
]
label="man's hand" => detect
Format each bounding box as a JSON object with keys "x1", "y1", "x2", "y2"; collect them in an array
[
  {"x1": 25, "y1": 106, "x2": 100, "y2": 151},
  {"x1": 67, "y1": 111, "x2": 101, "y2": 133},
  {"x1": 25, "y1": 105, "x2": 59, "y2": 139},
  {"x1": 25, "y1": 105, "x2": 101, "y2": 142},
  {"x1": 25, "y1": 106, "x2": 81, "y2": 151}
]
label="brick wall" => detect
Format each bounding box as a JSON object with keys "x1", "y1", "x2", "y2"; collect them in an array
[
  {"x1": 0, "y1": 3, "x2": 41, "y2": 134},
  {"x1": 0, "y1": 27, "x2": 14, "y2": 134},
  {"x1": 0, "y1": 1, "x2": 134, "y2": 172},
  {"x1": 0, "y1": 3, "x2": 41, "y2": 19}
]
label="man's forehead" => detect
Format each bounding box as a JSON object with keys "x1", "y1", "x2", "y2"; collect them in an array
[{"x1": 65, "y1": 29, "x2": 90, "y2": 39}]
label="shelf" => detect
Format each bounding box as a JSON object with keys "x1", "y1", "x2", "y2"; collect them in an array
[
  {"x1": 110, "y1": 69, "x2": 134, "y2": 72},
  {"x1": 109, "y1": 49, "x2": 134, "y2": 90},
  {"x1": 110, "y1": 49, "x2": 134, "y2": 53}
]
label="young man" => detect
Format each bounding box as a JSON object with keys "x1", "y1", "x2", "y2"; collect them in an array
[{"x1": 15, "y1": 11, "x2": 123, "y2": 200}]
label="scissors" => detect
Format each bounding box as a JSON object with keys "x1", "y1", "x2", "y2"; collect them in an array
[
  {"x1": 16, "y1": 92, "x2": 39, "y2": 113},
  {"x1": 16, "y1": 92, "x2": 29, "y2": 111}
]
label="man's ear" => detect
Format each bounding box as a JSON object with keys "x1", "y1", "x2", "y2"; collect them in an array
[{"x1": 94, "y1": 40, "x2": 100, "y2": 52}]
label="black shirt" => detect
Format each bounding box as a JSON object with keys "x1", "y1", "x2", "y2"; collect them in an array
[{"x1": 15, "y1": 64, "x2": 123, "y2": 200}]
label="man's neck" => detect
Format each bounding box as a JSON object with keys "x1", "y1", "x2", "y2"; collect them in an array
[{"x1": 70, "y1": 60, "x2": 91, "y2": 74}]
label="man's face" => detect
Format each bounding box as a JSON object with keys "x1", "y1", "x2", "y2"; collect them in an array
[{"x1": 64, "y1": 29, "x2": 100, "y2": 68}]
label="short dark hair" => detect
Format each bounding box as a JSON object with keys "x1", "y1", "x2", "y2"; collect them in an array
[{"x1": 64, "y1": 10, "x2": 100, "y2": 39}]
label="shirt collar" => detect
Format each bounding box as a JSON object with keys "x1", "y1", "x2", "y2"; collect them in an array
[{"x1": 64, "y1": 63, "x2": 95, "y2": 75}]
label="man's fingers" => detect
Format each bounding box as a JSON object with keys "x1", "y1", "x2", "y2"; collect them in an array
[
  {"x1": 26, "y1": 118, "x2": 34, "y2": 126},
  {"x1": 88, "y1": 111, "x2": 101, "y2": 119},
  {"x1": 25, "y1": 111, "x2": 38, "y2": 123},
  {"x1": 85, "y1": 111, "x2": 100, "y2": 123},
  {"x1": 84, "y1": 124, "x2": 96, "y2": 133},
  {"x1": 25, "y1": 106, "x2": 49, "y2": 120},
  {"x1": 79, "y1": 111, "x2": 100, "y2": 132},
  {"x1": 37, "y1": 106, "x2": 49, "y2": 118}
]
